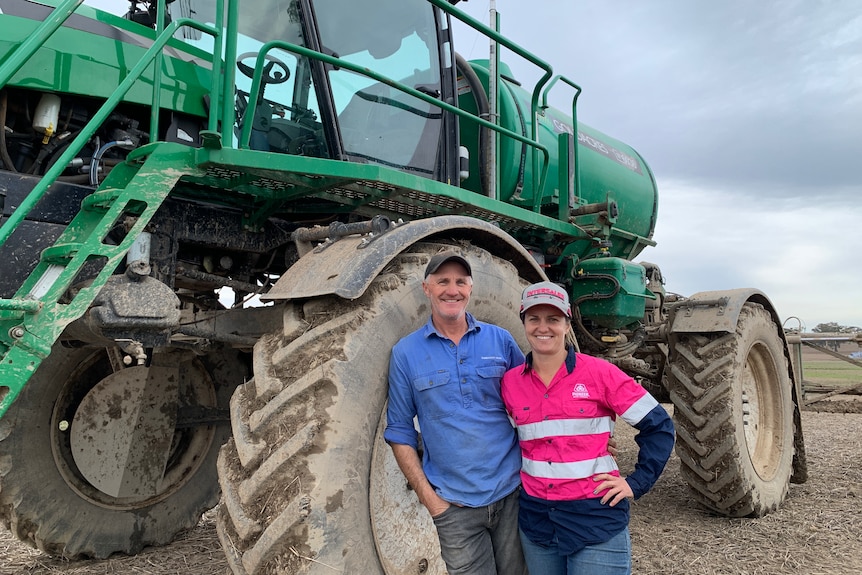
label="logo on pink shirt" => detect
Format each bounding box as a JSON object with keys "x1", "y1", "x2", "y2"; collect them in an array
[{"x1": 572, "y1": 383, "x2": 590, "y2": 398}]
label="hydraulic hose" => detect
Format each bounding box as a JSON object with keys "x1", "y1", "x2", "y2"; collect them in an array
[
  {"x1": 501, "y1": 80, "x2": 527, "y2": 199},
  {"x1": 454, "y1": 52, "x2": 490, "y2": 195},
  {"x1": 0, "y1": 91, "x2": 18, "y2": 173},
  {"x1": 89, "y1": 139, "x2": 135, "y2": 186},
  {"x1": 572, "y1": 272, "x2": 621, "y2": 351}
]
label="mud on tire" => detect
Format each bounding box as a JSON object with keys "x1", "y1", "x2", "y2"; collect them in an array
[
  {"x1": 0, "y1": 342, "x2": 245, "y2": 558},
  {"x1": 666, "y1": 303, "x2": 795, "y2": 517},
  {"x1": 216, "y1": 242, "x2": 528, "y2": 575}
]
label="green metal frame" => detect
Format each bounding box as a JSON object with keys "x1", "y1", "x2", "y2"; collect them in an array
[
  {"x1": 0, "y1": 0, "x2": 655, "y2": 417},
  {"x1": 0, "y1": 2, "x2": 229, "y2": 417}
]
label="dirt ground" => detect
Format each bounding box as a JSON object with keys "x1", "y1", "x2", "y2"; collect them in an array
[{"x1": 2, "y1": 348, "x2": 861, "y2": 575}]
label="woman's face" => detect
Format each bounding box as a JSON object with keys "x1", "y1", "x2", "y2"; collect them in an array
[{"x1": 523, "y1": 305, "x2": 569, "y2": 356}]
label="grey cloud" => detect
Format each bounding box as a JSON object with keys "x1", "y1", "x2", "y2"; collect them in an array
[{"x1": 467, "y1": 1, "x2": 862, "y2": 200}]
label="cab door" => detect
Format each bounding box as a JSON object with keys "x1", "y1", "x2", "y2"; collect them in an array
[{"x1": 310, "y1": 0, "x2": 458, "y2": 182}]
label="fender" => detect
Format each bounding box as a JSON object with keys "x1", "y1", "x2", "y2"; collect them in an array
[
  {"x1": 262, "y1": 215, "x2": 546, "y2": 302},
  {"x1": 668, "y1": 288, "x2": 808, "y2": 483},
  {"x1": 668, "y1": 288, "x2": 783, "y2": 334}
]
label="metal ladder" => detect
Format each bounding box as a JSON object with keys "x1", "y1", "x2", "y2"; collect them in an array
[
  {"x1": 0, "y1": 0, "x2": 226, "y2": 417},
  {"x1": 0, "y1": 144, "x2": 196, "y2": 417}
]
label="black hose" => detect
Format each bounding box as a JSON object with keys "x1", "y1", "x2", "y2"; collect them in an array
[
  {"x1": 571, "y1": 272, "x2": 622, "y2": 351},
  {"x1": 0, "y1": 91, "x2": 18, "y2": 173},
  {"x1": 502, "y1": 80, "x2": 527, "y2": 198},
  {"x1": 454, "y1": 52, "x2": 490, "y2": 195}
]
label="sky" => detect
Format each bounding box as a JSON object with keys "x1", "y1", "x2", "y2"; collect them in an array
[
  {"x1": 81, "y1": 0, "x2": 861, "y2": 330},
  {"x1": 450, "y1": 0, "x2": 862, "y2": 331}
]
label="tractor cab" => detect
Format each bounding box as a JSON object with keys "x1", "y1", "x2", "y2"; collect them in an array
[{"x1": 171, "y1": 0, "x2": 458, "y2": 182}]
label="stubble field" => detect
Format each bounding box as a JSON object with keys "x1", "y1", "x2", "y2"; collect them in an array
[{"x1": 2, "y1": 346, "x2": 860, "y2": 575}]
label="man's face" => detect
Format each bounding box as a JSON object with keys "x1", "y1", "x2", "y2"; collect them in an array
[{"x1": 422, "y1": 261, "x2": 473, "y2": 323}]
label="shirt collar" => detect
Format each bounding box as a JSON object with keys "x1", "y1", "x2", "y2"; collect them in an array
[
  {"x1": 522, "y1": 345, "x2": 577, "y2": 375},
  {"x1": 422, "y1": 312, "x2": 479, "y2": 339}
]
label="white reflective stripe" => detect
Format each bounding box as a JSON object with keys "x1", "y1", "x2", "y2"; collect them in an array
[
  {"x1": 620, "y1": 393, "x2": 658, "y2": 425},
  {"x1": 517, "y1": 416, "x2": 614, "y2": 441},
  {"x1": 522, "y1": 454, "x2": 618, "y2": 480}
]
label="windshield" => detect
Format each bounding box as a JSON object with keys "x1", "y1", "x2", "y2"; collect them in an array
[
  {"x1": 101, "y1": 0, "x2": 445, "y2": 173},
  {"x1": 159, "y1": 0, "x2": 326, "y2": 156},
  {"x1": 314, "y1": 0, "x2": 443, "y2": 176}
]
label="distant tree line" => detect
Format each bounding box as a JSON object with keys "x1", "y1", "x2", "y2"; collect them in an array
[
  {"x1": 811, "y1": 323, "x2": 860, "y2": 352},
  {"x1": 812, "y1": 322, "x2": 861, "y2": 334}
]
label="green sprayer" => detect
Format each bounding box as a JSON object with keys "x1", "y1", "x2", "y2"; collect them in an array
[{"x1": 0, "y1": 1, "x2": 806, "y2": 572}]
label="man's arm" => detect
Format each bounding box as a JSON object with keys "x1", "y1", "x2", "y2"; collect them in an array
[{"x1": 389, "y1": 443, "x2": 451, "y2": 517}]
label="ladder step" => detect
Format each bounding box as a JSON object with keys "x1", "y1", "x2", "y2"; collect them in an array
[
  {"x1": 80, "y1": 187, "x2": 122, "y2": 211},
  {"x1": 0, "y1": 298, "x2": 43, "y2": 313},
  {"x1": 0, "y1": 143, "x2": 194, "y2": 420},
  {"x1": 40, "y1": 243, "x2": 83, "y2": 265}
]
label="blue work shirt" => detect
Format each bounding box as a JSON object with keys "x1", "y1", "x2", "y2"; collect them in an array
[{"x1": 385, "y1": 312, "x2": 525, "y2": 507}]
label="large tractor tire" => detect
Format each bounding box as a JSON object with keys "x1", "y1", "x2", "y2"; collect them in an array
[
  {"x1": 666, "y1": 302, "x2": 795, "y2": 517},
  {"x1": 216, "y1": 242, "x2": 528, "y2": 575},
  {"x1": 0, "y1": 340, "x2": 246, "y2": 558}
]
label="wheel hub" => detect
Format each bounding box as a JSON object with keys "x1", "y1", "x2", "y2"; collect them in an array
[
  {"x1": 70, "y1": 364, "x2": 179, "y2": 498},
  {"x1": 369, "y1": 414, "x2": 446, "y2": 575}
]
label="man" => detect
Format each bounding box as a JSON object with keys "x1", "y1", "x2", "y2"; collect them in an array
[{"x1": 384, "y1": 250, "x2": 528, "y2": 575}]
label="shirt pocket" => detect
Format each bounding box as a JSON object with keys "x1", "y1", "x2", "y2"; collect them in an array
[
  {"x1": 562, "y1": 399, "x2": 603, "y2": 419},
  {"x1": 476, "y1": 364, "x2": 507, "y2": 409},
  {"x1": 412, "y1": 371, "x2": 457, "y2": 420},
  {"x1": 509, "y1": 402, "x2": 537, "y2": 426}
]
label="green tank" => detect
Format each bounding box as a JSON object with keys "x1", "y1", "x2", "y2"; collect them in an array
[
  {"x1": 457, "y1": 60, "x2": 658, "y2": 327},
  {"x1": 457, "y1": 60, "x2": 658, "y2": 263}
]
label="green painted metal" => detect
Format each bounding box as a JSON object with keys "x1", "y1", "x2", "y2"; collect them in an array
[
  {"x1": 0, "y1": 8, "x2": 226, "y2": 418},
  {"x1": 0, "y1": 0, "x2": 661, "y2": 417},
  {"x1": 458, "y1": 61, "x2": 658, "y2": 262},
  {"x1": 0, "y1": 16, "x2": 223, "y2": 248},
  {"x1": 572, "y1": 256, "x2": 656, "y2": 329},
  {"x1": 0, "y1": 3, "x2": 212, "y2": 116},
  {"x1": 428, "y1": 0, "x2": 557, "y2": 202},
  {"x1": 0, "y1": 0, "x2": 84, "y2": 88},
  {"x1": 0, "y1": 143, "x2": 196, "y2": 417}
]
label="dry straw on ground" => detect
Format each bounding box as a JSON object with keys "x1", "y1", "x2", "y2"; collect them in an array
[{"x1": 2, "y1": 406, "x2": 861, "y2": 575}]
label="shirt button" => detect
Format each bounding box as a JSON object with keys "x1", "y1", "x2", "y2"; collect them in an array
[
  {"x1": 544, "y1": 393, "x2": 549, "y2": 398},
  {"x1": 462, "y1": 378, "x2": 466, "y2": 383},
  {"x1": 459, "y1": 358, "x2": 464, "y2": 364}
]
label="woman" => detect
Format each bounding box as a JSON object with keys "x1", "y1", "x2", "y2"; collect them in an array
[{"x1": 501, "y1": 281, "x2": 675, "y2": 575}]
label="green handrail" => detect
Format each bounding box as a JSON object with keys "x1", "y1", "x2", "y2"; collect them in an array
[
  {"x1": 429, "y1": 0, "x2": 556, "y2": 203},
  {"x1": 0, "y1": 17, "x2": 224, "y2": 250},
  {"x1": 541, "y1": 74, "x2": 583, "y2": 210},
  {"x1": 239, "y1": 41, "x2": 551, "y2": 212}
]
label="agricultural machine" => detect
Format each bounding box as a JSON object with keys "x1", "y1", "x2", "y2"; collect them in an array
[{"x1": 0, "y1": 0, "x2": 807, "y2": 573}]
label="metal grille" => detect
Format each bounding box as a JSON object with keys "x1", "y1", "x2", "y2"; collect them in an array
[
  {"x1": 205, "y1": 166, "x2": 243, "y2": 180},
  {"x1": 248, "y1": 178, "x2": 296, "y2": 191},
  {"x1": 200, "y1": 166, "x2": 546, "y2": 234}
]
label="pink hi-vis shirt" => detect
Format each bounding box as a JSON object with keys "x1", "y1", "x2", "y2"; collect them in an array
[{"x1": 501, "y1": 351, "x2": 659, "y2": 501}]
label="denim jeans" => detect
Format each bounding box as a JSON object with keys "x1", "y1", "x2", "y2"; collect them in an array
[
  {"x1": 519, "y1": 526, "x2": 631, "y2": 575},
  {"x1": 432, "y1": 489, "x2": 527, "y2": 575}
]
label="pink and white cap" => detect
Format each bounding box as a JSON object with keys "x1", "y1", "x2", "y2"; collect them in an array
[{"x1": 520, "y1": 281, "x2": 572, "y2": 318}]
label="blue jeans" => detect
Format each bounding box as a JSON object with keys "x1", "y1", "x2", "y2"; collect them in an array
[
  {"x1": 519, "y1": 527, "x2": 631, "y2": 575},
  {"x1": 432, "y1": 489, "x2": 527, "y2": 575}
]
